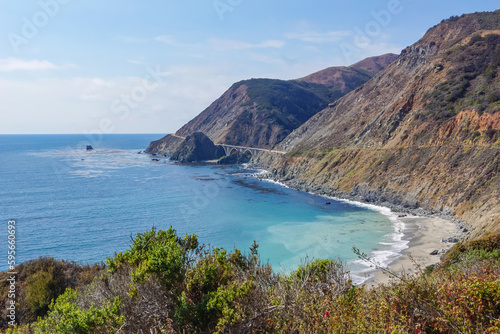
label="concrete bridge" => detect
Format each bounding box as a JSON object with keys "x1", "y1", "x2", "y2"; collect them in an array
[
  {"x1": 169, "y1": 134, "x2": 287, "y2": 157},
  {"x1": 216, "y1": 144, "x2": 287, "y2": 157}
]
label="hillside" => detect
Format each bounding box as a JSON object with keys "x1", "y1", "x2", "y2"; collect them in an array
[
  {"x1": 266, "y1": 10, "x2": 500, "y2": 239},
  {"x1": 175, "y1": 79, "x2": 336, "y2": 149},
  {"x1": 298, "y1": 53, "x2": 398, "y2": 87},
  {"x1": 350, "y1": 53, "x2": 399, "y2": 73},
  {"x1": 147, "y1": 56, "x2": 396, "y2": 155}
]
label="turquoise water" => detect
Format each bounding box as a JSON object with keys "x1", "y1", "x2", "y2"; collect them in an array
[{"x1": 0, "y1": 134, "x2": 402, "y2": 282}]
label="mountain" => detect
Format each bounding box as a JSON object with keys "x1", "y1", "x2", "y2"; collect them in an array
[
  {"x1": 175, "y1": 79, "x2": 336, "y2": 149},
  {"x1": 298, "y1": 53, "x2": 398, "y2": 87},
  {"x1": 146, "y1": 55, "x2": 397, "y2": 155},
  {"x1": 349, "y1": 53, "x2": 399, "y2": 73},
  {"x1": 268, "y1": 11, "x2": 500, "y2": 238}
]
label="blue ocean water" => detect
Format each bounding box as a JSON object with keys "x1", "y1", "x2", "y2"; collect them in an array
[{"x1": 0, "y1": 134, "x2": 405, "y2": 282}]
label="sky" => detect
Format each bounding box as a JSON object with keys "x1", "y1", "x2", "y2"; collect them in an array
[{"x1": 0, "y1": 0, "x2": 499, "y2": 134}]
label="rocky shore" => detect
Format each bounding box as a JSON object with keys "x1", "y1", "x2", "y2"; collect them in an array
[{"x1": 255, "y1": 170, "x2": 469, "y2": 239}]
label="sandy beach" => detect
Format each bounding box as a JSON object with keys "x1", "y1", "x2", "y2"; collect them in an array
[{"x1": 367, "y1": 215, "x2": 458, "y2": 287}]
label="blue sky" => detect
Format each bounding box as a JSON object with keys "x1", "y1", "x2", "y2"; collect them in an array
[{"x1": 0, "y1": 0, "x2": 499, "y2": 134}]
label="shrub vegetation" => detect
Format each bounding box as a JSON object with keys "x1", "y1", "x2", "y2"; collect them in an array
[{"x1": 2, "y1": 229, "x2": 500, "y2": 333}]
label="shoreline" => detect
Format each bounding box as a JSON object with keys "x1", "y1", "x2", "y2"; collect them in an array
[
  {"x1": 251, "y1": 171, "x2": 461, "y2": 285},
  {"x1": 364, "y1": 215, "x2": 457, "y2": 286}
]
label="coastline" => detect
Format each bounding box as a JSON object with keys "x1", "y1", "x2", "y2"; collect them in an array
[
  {"x1": 365, "y1": 215, "x2": 457, "y2": 286},
  {"x1": 252, "y1": 171, "x2": 462, "y2": 286}
]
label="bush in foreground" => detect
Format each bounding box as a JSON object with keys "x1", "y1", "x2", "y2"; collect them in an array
[{"x1": 2, "y1": 229, "x2": 500, "y2": 333}]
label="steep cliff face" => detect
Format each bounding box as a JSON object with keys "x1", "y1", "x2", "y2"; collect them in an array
[
  {"x1": 146, "y1": 134, "x2": 184, "y2": 155},
  {"x1": 170, "y1": 132, "x2": 225, "y2": 163},
  {"x1": 270, "y1": 11, "x2": 500, "y2": 238}
]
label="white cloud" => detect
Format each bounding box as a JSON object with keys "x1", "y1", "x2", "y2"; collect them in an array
[
  {"x1": 0, "y1": 58, "x2": 60, "y2": 71},
  {"x1": 249, "y1": 53, "x2": 287, "y2": 65},
  {"x1": 208, "y1": 38, "x2": 285, "y2": 51},
  {"x1": 73, "y1": 77, "x2": 117, "y2": 101},
  {"x1": 285, "y1": 31, "x2": 353, "y2": 43},
  {"x1": 127, "y1": 59, "x2": 147, "y2": 65}
]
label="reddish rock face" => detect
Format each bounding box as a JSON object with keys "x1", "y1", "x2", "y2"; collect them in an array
[{"x1": 438, "y1": 110, "x2": 500, "y2": 141}]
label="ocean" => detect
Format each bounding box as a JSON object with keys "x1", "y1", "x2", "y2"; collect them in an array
[{"x1": 0, "y1": 134, "x2": 407, "y2": 283}]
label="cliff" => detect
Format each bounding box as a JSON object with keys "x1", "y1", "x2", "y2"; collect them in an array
[
  {"x1": 175, "y1": 79, "x2": 334, "y2": 149},
  {"x1": 267, "y1": 11, "x2": 500, "y2": 238},
  {"x1": 146, "y1": 134, "x2": 184, "y2": 156}
]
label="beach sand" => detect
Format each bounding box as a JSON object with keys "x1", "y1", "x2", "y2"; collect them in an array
[{"x1": 367, "y1": 215, "x2": 458, "y2": 287}]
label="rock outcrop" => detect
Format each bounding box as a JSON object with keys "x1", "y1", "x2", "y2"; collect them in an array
[
  {"x1": 146, "y1": 132, "x2": 225, "y2": 163},
  {"x1": 146, "y1": 134, "x2": 184, "y2": 156}
]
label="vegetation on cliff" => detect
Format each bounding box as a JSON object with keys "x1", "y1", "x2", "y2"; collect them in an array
[{"x1": 2, "y1": 228, "x2": 500, "y2": 333}]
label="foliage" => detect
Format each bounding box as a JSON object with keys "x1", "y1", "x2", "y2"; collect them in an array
[
  {"x1": 0, "y1": 258, "x2": 104, "y2": 328},
  {"x1": 442, "y1": 233, "x2": 500, "y2": 267},
  {"x1": 106, "y1": 227, "x2": 198, "y2": 287},
  {"x1": 8, "y1": 288, "x2": 124, "y2": 334},
  {"x1": 3, "y1": 230, "x2": 500, "y2": 333},
  {"x1": 290, "y1": 259, "x2": 335, "y2": 282},
  {"x1": 25, "y1": 271, "x2": 57, "y2": 317}
]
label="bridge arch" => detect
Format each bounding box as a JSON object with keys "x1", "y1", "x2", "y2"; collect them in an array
[{"x1": 220, "y1": 145, "x2": 256, "y2": 158}]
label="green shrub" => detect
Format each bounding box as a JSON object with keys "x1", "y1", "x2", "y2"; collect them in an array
[
  {"x1": 31, "y1": 289, "x2": 124, "y2": 334},
  {"x1": 25, "y1": 271, "x2": 57, "y2": 317},
  {"x1": 106, "y1": 227, "x2": 198, "y2": 287},
  {"x1": 442, "y1": 233, "x2": 500, "y2": 268},
  {"x1": 291, "y1": 259, "x2": 335, "y2": 282},
  {"x1": 5, "y1": 230, "x2": 500, "y2": 333}
]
